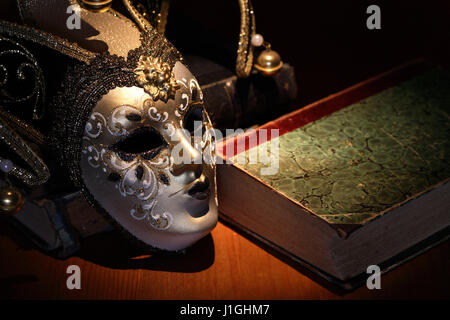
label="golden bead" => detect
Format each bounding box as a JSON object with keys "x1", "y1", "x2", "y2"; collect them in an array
[
  {"x1": 254, "y1": 49, "x2": 283, "y2": 76},
  {"x1": 0, "y1": 186, "x2": 24, "y2": 215},
  {"x1": 79, "y1": 0, "x2": 112, "y2": 13}
]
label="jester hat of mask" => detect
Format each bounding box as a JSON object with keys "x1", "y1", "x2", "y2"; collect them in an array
[{"x1": 0, "y1": 0, "x2": 219, "y2": 251}]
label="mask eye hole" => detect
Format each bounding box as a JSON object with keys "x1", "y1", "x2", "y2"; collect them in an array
[
  {"x1": 111, "y1": 127, "x2": 167, "y2": 155},
  {"x1": 184, "y1": 107, "x2": 204, "y2": 135}
]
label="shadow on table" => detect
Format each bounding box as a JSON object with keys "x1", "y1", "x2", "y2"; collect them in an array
[
  {"x1": 0, "y1": 219, "x2": 215, "y2": 274},
  {"x1": 219, "y1": 218, "x2": 353, "y2": 296},
  {"x1": 75, "y1": 230, "x2": 215, "y2": 273}
]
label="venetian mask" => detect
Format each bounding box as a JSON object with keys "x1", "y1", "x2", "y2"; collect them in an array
[
  {"x1": 0, "y1": 0, "x2": 218, "y2": 251},
  {"x1": 77, "y1": 60, "x2": 218, "y2": 251}
]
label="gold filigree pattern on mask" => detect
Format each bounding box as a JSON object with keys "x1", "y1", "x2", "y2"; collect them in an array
[
  {"x1": 135, "y1": 55, "x2": 179, "y2": 103},
  {"x1": 131, "y1": 203, "x2": 172, "y2": 231}
]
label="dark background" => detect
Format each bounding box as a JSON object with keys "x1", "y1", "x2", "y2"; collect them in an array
[
  {"x1": 1, "y1": 0, "x2": 449, "y2": 109},
  {"x1": 163, "y1": 0, "x2": 450, "y2": 108}
]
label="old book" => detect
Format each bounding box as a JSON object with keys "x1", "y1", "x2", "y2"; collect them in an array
[{"x1": 217, "y1": 60, "x2": 450, "y2": 289}]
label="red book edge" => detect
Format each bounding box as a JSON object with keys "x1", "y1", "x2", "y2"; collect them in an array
[{"x1": 217, "y1": 58, "x2": 431, "y2": 160}]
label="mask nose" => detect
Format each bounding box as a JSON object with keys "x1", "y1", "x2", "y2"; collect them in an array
[
  {"x1": 170, "y1": 132, "x2": 204, "y2": 176},
  {"x1": 170, "y1": 161, "x2": 203, "y2": 179}
]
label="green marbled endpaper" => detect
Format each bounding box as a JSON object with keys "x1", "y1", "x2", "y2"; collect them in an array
[{"x1": 235, "y1": 68, "x2": 450, "y2": 225}]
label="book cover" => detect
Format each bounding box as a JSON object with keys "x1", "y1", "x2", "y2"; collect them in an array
[
  {"x1": 235, "y1": 66, "x2": 449, "y2": 227},
  {"x1": 217, "y1": 61, "x2": 450, "y2": 287}
]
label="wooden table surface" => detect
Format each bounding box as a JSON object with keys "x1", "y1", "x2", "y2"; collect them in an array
[{"x1": 1, "y1": 219, "x2": 449, "y2": 300}]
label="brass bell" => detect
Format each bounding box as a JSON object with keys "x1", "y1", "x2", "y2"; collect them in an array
[
  {"x1": 254, "y1": 49, "x2": 283, "y2": 76},
  {"x1": 79, "y1": 0, "x2": 113, "y2": 13},
  {"x1": 0, "y1": 186, "x2": 24, "y2": 215}
]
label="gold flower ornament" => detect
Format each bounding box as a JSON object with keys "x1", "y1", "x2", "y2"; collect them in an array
[{"x1": 135, "y1": 56, "x2": 179, "y2": 102}]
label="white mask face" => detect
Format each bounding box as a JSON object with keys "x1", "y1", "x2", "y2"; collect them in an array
[{"x1": 80, "y1": 62, "x2": 218, "y2": 251}]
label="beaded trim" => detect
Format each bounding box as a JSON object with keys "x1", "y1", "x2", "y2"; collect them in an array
[
  {"x1": 0, "y1": 20, "x2": 97, "y2": 64},
  {"x1": 134, "y1": 0, "x2": 170, "y2": 34},
  {"x1": 0, "y1": 111, "x2": 50, "y2": 186},
  {"x1": 236, "y1": 0, "x2": 256, "y2": 78}
]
